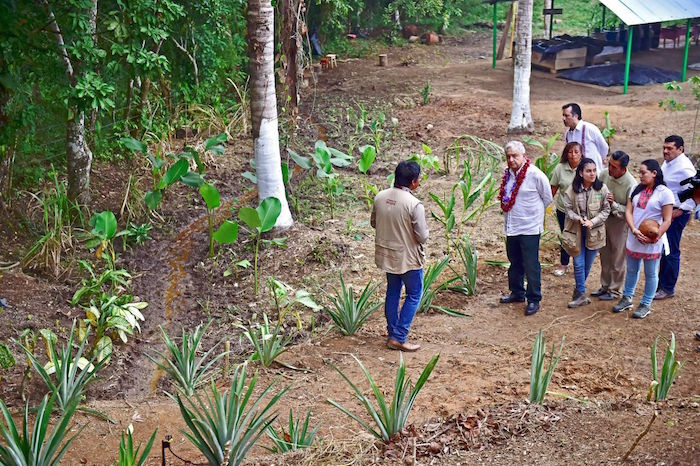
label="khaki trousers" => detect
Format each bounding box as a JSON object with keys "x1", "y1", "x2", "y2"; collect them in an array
[{"x1": 599, "y1": 215, "x2": 627, "y2": 295}]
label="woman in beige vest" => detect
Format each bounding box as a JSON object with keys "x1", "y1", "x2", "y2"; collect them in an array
[{"x1": 562, "y1": 158, "x2": 610, "y2": 308}]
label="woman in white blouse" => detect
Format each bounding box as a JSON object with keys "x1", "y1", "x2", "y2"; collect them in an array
[{"x1": 612, "y1": 159, "x2": 673, "y2": 319}]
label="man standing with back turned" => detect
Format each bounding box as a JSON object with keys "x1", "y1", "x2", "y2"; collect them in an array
[
  {"x1": 498, "y1": 141, "x2": 553, "y2": 316},
  {"x1": 655, "y1": 135, "x2": 697, "y2": 300},
  {"x1": 371, "y1": 161, "x2": 428, "y2": 352},
  {"x1": 562, "y1": 102, "x2": 609, "y2": 172}
]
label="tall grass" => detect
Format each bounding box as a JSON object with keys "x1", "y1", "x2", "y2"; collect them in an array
[
  {"x1": 529, "y1": 329, "x2": 564, "y2": 405},
  {"x1": 328, "y1": 353, "x2": 439, "y2": 442},
  {"x1": 23, "y1": 173, "x2": 82, "y2": 276}
]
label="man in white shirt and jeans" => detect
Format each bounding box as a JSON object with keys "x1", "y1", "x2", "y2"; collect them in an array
[
  {"x1": 655, "y1": 135, "x2": 697, "y2": 300},
  {"x1": 562, "y1": 102, "x2": 609, "y2": 172},
  {"x1": 498, "y1": 141, "x2": 553, "y2": 316}
]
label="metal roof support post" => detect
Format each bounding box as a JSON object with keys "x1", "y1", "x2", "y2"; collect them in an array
[
  {"x1": 682, "y1": 18, "x2": 691, "y2": 81},
  {"x1": 492, "y1": 2, "x2": 498, "y2": 68},
  {"x1": 624, "y1": 26, "x2": 633, "y2": 94},
  {"x1": 549, "y1": 0, "x2": 555, "y2": 39}
]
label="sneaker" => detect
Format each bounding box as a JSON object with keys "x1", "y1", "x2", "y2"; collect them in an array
[
  {"x1": 653, "y1": 290, "x2": 674, "y2": 300},
  {"x1": 568, "y1": 293, "x2": 591, "y2": 308},
  {"x1": 597, "y1": 292, "x2": 617, "y2": 301},
  {"x1": 632, "y1": 303, "x2": 652, "y2": 319},
  {"x1": 553, "y1": 265, "x2": 569, "y2": 276},
  {"x1": 613, "y1": 296, "x2": 633, "y2": 313},
  {"x1": 590, "y1": 287, "x2": 607, "y2": 297},
  {"x1": 571, "y1": 289, "x2": 584, "y2": 300}
]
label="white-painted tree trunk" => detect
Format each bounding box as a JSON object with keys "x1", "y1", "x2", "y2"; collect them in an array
[
  {"x1": 248, "y1": 0, "x2": 293, "y2": 228},
  {"x1": 508, "y1": 0, "x2": 535, "y2": 134}
]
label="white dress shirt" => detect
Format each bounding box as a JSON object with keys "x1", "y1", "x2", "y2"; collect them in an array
[
  {"x1": 565, "y1": 120, "x2": 609, "y2": 172},
  {"x1": 661, "y1": 153, "x2": 697, "y2": 211},
  {"x1": 503, "y1": 164, "x2": 553, "y2": 236}
]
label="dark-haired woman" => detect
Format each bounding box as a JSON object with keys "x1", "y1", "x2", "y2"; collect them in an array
[
  {"x1": 550, "y1": 142, "x2": 583, "y2": 276},
  {"x1": 563, "y1": 158, "x2": 610, "y2": 308},
  {"x1": 612, "y1": 159, "x2": 673, "y2": 319}
]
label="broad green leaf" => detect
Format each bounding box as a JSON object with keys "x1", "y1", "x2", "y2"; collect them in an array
[
  {"x1": 199, "y1": 182, "x2": 220, "y2": 210},
  {"x1": 238, "y1": 207, "x2": 262, "y2": 230},
  {"x1": 91, "y1": 211, "x2": 117, "y2": 240},
  {"x1": 358, "y1": 145, "x2": 376, "y2": 174},
  {"x1": 119, "y1": 137, "x2": 147, "y2": 153},
  {"x1": 147, "y1": 153, "x2": 165, "y2": 171},
  {"x1": 95, "y1": 336, "x2": 113, "y2": 365},
  {"x1": 205, "y1": 133, "x2": 227, "y2": 152},
  {"x1": 281, "y1": 162, "x2": 289, "y2": 185},
  {"x1": 242, "y1": 171, "x2": 258, "y2": 184},
  {"x1": 164, "y1": 159, "x2": 189, "y2": 186},
  {"x1": 213, "y1": 221, "x2": 239, "y2": 244},
  {"x1": 180, "y1": 171, "x2": 204, "y2": 187},
  {"x1": 257, "y1": 197, "x2": 282, "y2": 232},
  {"x1": 329, "y1": 147, "x2": 352, "y2": 167},
  {"x1": 288, "y1": 148, "x2": 312, "y2": 169},
  {"x1": 236, "y1": 259, "x2": 252, "y2": 268},
  {"x1": 145, "y1": 190, "x2": 162, "y2": 210}
]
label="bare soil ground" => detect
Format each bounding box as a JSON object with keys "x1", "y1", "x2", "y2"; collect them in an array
[{"x1": 1, "y1": 31, "x2": 699, "y2": 465}]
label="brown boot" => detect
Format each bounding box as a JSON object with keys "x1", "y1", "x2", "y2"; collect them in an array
[{"x1": 386, "y1": 339, "x2": 420, "y2": 352}]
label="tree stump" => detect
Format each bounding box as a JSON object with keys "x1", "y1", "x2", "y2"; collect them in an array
[{"x1": 378, "y1": 54, "x2": 388, "y2": 67}]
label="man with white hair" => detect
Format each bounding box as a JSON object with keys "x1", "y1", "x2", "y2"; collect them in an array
[{"x1": 498, "y1": 141, "x2": 553, "y2": 316}]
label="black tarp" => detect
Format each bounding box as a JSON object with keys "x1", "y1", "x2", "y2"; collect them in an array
[
  {"x1": 558, "y1": 63, "x2": 681, "y2": 87},
  {"x1": 533, "y1": 34, "x2": 618, "y2": 61}
]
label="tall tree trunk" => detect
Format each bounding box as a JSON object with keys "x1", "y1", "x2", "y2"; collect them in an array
[
  {"x1": 42, "y1": 0, "x2": 92, "y2": 202},
  {"x1": 248, "y1": 0, "x2": 293, "y2": 229},
  {"x1": 0, "y1": 58, "x2": 12, "y2": 207},
  {"x1": 87, "y1": 0, "x2": 98, "y2": 139},
  {"x1": 281, "y1": 0, "x2": 299, "y2": 114},
  {"x1": 67, "y1": 112, "x2": 93, "y2": 204},
  {"x1": 508, "y1": 0, "x2": 534, "y2": 134}
]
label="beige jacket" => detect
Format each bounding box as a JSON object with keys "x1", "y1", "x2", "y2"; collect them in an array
[
  {"x1": 371, "y1": 187, "x2": 428, "y2": 274},
  {"x1": 562, "y1": 184, "x2": 611, "y2": 255}
]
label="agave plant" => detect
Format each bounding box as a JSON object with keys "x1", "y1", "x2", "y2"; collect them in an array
[
  {"x1": 147, "y1": 321, "x2": 225, "y2": 396},
  {"x1": 529, "y1": 329, "x2": 565, "y2": 405},
  {"x1": 265, "y1": 409, "x2": 320, "y2": 453},
  {"x1": 21, "y1": 323, "x2": 107, "y2": 413},
  {"x1": 0, "y1": 394, "x2": 82, "y2": 466},
  {"x1": 176, "y1": 363, "x2": 287, "y2": 466},
  {"x1": 328, "y1": 353, "x2": 439, "y2": 442},
  {"x1": 649, "y1": 332, "x2": 682, "y2": 402},
  {"x1": 242, "y1": 314, "x2": 291, "y2": 368},
  {"x1": 325, "y1": 273, "x2": 381, "y2": 336},
  {"x1": 118, "y1": 424, "x2": 157, "y2": 466}
]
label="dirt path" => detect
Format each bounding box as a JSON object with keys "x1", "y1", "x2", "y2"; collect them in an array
[{"x1": 1, "y1": 31, "x2": 699, "y2": 465}]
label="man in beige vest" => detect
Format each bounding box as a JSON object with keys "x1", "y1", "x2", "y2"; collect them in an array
[
  {"x1": 593, "y1": 150, "x2": 637, "y2": 301},
  {"x1": 371, "y1": 161, "x2": 428, "y2": 352}
]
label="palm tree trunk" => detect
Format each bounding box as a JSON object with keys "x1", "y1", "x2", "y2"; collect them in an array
[
  {"x1": 508, "y1": 0, "x2": 535, "y2": 134},
  {"x1": 248, "y1": 0, "x2": 293, "y2": 229}
]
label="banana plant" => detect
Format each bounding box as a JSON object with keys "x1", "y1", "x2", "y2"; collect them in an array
[
  {"x1": 199, "y1": 182, "x2": 238, "y2": 257},
  {"x1": 522, "y1": 133, "x2": 560, "y2": 180},
  {"x1": 358, "y1": 145, "x2": 378, "y2": 208},
  {"x1": 238, "y1": 197, "x2": 282, "y2": 295}
]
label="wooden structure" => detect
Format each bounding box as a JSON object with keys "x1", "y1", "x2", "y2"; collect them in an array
[{"x1": 532, "y1": 46, "x2": 587, "y2": 73}]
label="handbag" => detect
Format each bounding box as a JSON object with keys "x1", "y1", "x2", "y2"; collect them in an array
[{"x1": 561, "y1": 189, "x2": 582, "y2": 257}]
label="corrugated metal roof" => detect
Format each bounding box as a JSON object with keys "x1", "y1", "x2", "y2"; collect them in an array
[{"x1": 600, "y1": 0, "x2": 700, "y2": 26}]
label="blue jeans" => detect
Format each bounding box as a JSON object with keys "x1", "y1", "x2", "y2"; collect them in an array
[
  {"x1": 658, "y1": 211, "x2": 690, "y2": 293},
  {"x1": 385, "y1": 269, "x2": 423, "y2": 343},
  {"x1": 506, "y1": 234, "x2": 542, "y2": 303},
  {"x1": 623, "y1": 256, "x2": 660, "y2": 306},
  {"x1": 573, "y1": 226, "x2": 599, "y2": 293},
  {"x1": 556, "y1": 209, "x2": 570, "y2": 266}
]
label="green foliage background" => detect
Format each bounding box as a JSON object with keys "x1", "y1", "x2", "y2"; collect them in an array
[{"x1": 0, "y1": 0, "x2": 595, "y2": 192}]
